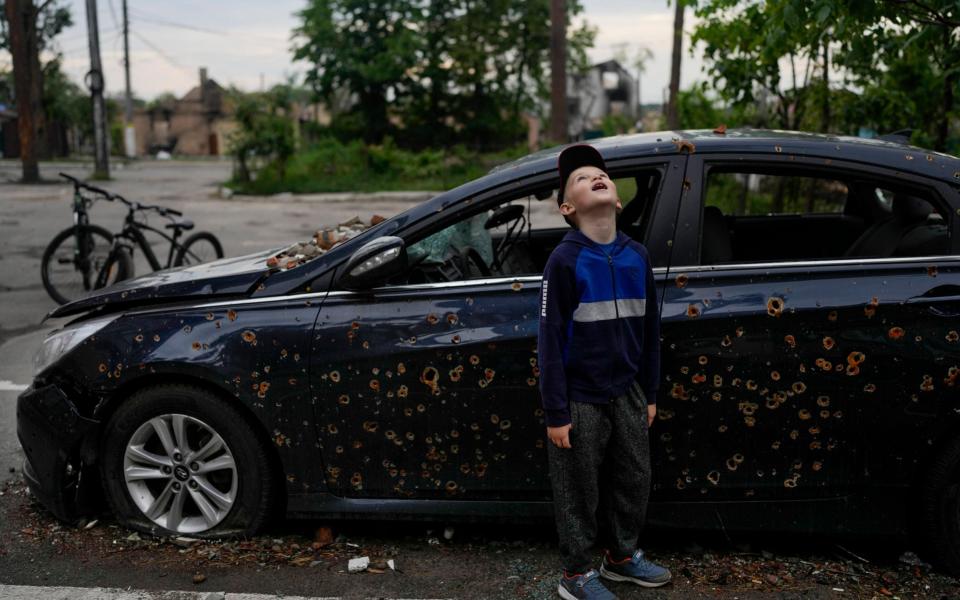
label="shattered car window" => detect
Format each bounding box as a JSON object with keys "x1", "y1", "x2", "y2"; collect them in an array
[{"x1": 407, "y1": 212, "x2": 494, "y2": 266}]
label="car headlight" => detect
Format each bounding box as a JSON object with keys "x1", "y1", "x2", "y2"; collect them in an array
[{"x1": 33, "y1": 315, "x2": 117, "y2": 377}]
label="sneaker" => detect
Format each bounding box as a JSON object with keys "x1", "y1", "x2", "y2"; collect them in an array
[
  {"x1": 600, "y1": 549, "x2": 672, "y2": 587},
  {"x1": 558, "y1": 569, "x2": 618, "y2": 600}
]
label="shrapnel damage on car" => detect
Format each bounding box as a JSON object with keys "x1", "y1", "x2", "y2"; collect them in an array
[{"x1": 17, "y1": 129, "x2": 960, "y2": 574}]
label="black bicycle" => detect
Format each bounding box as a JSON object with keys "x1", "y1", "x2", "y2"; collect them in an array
[{"x1": 41, "y1": 173, "x2": 224, "y2": 305}]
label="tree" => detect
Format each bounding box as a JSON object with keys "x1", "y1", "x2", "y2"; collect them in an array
[
  {"x1": 691, "y1": 0, "x2": 827, "y2": 131},
  {"x1": 691, "y1": 0, "x2": 960, "y2": 152},
  {"x1": 292, "y1": 0, "x2": 423, "y2": 144},
  {"x1": 549, "y1": 0, "x2": 566, "y2": 143},
  {"x1": 1, "y1": 0, "x2": 71, "y2": 181},
  {"x1": 291, "y1": 0, "x2": 594, "y2": 149},
  {"x1": 836, "y1": 1, "x2": 959, "y2": 151},
  {"x1": 666, "y1": 0, "x2": 686, "y2": 129},
  {"x1": 228, "y1": 87, "x2": 296, "y2": 184}
]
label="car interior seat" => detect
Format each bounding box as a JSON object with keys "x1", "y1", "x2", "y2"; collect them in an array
[
  {"x1": 844, "y1": 193, "x2": 936, "y2": 258},
  {"x1": 701, "y1": 205, "x2": 733, "y2": 264}
]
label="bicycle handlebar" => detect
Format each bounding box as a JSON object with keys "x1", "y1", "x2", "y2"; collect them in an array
[
  {"x1": 59, "y1": 172, "x2": 114, "y2": 200},
  {"x1": 59, "y1": 172, "x2": 184, "y2": 219}
]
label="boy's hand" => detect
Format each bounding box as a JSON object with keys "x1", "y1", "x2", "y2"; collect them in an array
[
  {"x1": 647, "y1": 404, "x2": 656, "y2": 428},
  {"x1": 547, "y1": 424, "x2": 572, "y2": 449}
]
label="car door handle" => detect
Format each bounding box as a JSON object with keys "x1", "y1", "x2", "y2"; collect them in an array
[
  {"x1": 907, "y1": 285, "x2": 960, "y2": 303},
  {"x1": 907, "y1": 285, "x2": 960, "y2": 317}
]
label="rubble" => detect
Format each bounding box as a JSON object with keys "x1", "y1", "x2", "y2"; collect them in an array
[
  {"x1": 266, "y1": 215, "x2": 387, "y2": 271},
  {"x1": 3, "y1": 478, "x2": 960, "y2": 597},
  {"x1": 348, "y1": 556, "x2": 370, "y2": 573}
]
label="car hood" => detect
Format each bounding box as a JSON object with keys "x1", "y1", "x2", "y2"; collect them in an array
[{"x1": 48, "y1": 247, "x2": 281, "y2": 318}]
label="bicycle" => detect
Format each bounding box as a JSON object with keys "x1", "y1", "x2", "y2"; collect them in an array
[{"x1": 41, "y1": 173, "x2": 224, "y2": 305}]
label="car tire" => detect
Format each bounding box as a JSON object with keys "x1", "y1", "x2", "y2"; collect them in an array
[
  {"x1": 922, "y1": 435, "x2": 960, "y2": 576},
  {"x1": 100, "y1": 384, "x2": 276, "y2": 538}
]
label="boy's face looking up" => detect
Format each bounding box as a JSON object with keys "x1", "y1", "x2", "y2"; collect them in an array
[{"x1": 559, "y1": 166, "x2": 622, "y2": 226}]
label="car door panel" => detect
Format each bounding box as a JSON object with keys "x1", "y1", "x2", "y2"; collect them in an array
[
  {"x1": 656, "y1": 267, "x2": 849, "y2": 500},
  {"x1": 310, "y1": 278, "x2": 546, "y2": 500}
]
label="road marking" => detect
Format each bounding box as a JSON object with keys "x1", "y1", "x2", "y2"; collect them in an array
[
  {"x1": 0, "y1": 585, "x2": 453, "y2": 600},
  {"x1": 0, "y1": 380, "x2": 27, "y2": 392}
]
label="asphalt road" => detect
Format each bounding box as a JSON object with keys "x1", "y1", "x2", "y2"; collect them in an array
[
  {"x1": 0, "y1": 158, "x2": 433, "y2": 486},
  {"x1": 1, "y1": 159, "x2": 959, "y2": 598}
]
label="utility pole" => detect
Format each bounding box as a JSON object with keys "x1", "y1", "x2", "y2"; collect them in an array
[
  {"x1": 85, "y1": 0, "x2": 110, "y2": 178},
  {"x1": 549, "y1": 0, "x2": 567, "y2": 144},
  {"x1": 122, "y1": 0, "x2": 135, "y2": 157},
  {"x1": 666, "y1": 0, "x2": 684, "y2": 130},
  {"x1": 5, "y1": 0, "x2": 41, "y2": 182}
]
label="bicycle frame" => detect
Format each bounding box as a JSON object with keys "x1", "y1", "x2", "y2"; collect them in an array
[
  {"x1": 115, "y1": 213, "x2": 185, "y2": 271},
  {"x1": 71, "y1": 188, "x2": 97, "y2": 290}
]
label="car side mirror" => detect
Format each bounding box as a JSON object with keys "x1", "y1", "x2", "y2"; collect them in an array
[{"x1": 336, "y1": 236, "x2": 407, "y2": 290}]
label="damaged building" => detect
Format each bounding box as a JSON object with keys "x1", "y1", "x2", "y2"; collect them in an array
[{"x1": 131, "y1": 67, "x2": 237, "y2": 157}]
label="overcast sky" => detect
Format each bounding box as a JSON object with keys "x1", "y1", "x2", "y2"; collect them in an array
[{"x1": 37, "y1": 0, "x2": 706, "y2": 105}]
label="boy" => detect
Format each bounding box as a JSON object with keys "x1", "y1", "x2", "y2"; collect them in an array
[{"x1": 539, "y1": 144, "x2": 671, "y2": 600}]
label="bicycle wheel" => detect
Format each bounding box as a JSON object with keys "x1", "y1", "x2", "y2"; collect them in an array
[
  {"x1": 96, "y1": 246, "x2": 135, "y2": 290},
  {"x1": 174, "y1": 231, "x2": 224, "y2": 267},
  {"x1": 42, "y1": 224, "x2": 129, "y2": 305}
]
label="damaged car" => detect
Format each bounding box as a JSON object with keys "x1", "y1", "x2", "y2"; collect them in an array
[{"x1": 17, "y1": 130, "x2": 960, "y2": 572}]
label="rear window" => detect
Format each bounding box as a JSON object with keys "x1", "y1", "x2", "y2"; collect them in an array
[{"x1": 707, "y1": 172, "x2": 848, "y2": 216}]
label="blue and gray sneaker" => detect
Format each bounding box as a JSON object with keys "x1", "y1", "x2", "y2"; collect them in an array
[
  {"x1": 600, "y1": 549, "x2": 672, "y2": 587},
  {"x1": 558, "y1": 569, "x2": 617, "y2": 600}
]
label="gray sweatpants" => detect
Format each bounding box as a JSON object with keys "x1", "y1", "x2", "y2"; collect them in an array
[{"x1": 547, "y1": 381, "x2": 652, "y2": 574}]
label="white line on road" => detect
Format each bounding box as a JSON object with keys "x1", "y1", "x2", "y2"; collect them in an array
[
  {"x1": 0, "y1": 380, "x2": 27, "y2": 392},
  {"x1": 0, "y1": 585, "x2": 454, "y2": 600}
]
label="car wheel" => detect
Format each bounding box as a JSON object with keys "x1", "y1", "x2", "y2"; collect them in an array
[
  {"x1": 100, "y1": 384, "x2": 276, "y2": 537},
  {"x1": 923, "y1": 435, "x2": 960, "y2": 576}
]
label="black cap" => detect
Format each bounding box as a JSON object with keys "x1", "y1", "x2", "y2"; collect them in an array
[{"x1": 557, "y1": 144, "x2": 606, "y2": 206}]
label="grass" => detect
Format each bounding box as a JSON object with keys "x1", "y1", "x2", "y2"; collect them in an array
[{"x1": 228, "y1": 137, "x2": 528, "y2": 195}]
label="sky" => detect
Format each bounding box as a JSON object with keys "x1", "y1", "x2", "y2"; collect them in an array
[{"x1": 40, "y1": 0, "x2": 706, "y2": 105}]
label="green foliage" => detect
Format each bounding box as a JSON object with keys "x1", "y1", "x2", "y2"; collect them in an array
[
  {"x1": 228, "y1": 87, "x2": 296, "y2": 183},
  {"x1": 230, "y1": 135, "x2": 527, "y2": 194},
  {"x1": 42, "y1": 59, "x2": 86, "y2": 127},
  {"x1": 292, "y1": 0, "x2": 424, "y2": 143},
  {"x1": 674, "y1": 83, "x2": 723, "y2": 129},
  {"x1": 0, "y1": 0, "x2": 72, "y2": 54},
  {"x1": 600, "y1": 113, "x2": 633, "y2": 136},
  {"x1": 291, "y1": 0, "x2": 595, "y2": 149},
  {"x1": 691, "y1": 0, "x2": 960, "y2": 152}
]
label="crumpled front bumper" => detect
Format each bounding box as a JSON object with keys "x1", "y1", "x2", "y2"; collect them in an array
[{"x1": 16, "y1": 383, "x2": 101, "y2": 521}]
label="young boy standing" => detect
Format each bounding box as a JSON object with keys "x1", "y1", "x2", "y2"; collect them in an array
[{"x1": 539, "y1": 144, "x2": 671, "y2": 600}]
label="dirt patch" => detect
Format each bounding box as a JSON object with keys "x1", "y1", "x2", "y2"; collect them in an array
[{"x1": 1, "y1": 479, "x2": 958, "y2": 598}]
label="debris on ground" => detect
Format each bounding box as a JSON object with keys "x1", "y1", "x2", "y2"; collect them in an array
[
  {"x1": 266, "y1": 215, "x2": 386, "y2": 271},
  {"x1": 3, "y1": 478, "x2": 960, "y2": 598},
  {"x1": 314, "y1": 526, "x2": 334, "y2": 549},
  {"x1": 192, "y1": 572, "x2": 206, "y2": 584},
  {"x1": 348, "y1": 556, "x2": 370, "y2": 573}
]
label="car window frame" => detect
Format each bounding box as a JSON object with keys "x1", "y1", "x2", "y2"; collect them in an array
[
  {"x1": 326, "y1": 155, "x2": 688, "y2": 294},
  {"x1": 671, "y1": 153, "x2": 960, "y2": 270}
]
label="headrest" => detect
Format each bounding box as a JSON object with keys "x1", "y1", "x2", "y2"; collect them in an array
[{"x1": 893, "y1": 194, "x2": 932, "y2": 222}]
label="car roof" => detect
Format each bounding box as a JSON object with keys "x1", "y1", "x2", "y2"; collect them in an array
[{"x1": 492, "y1": 129, "x2": 960, "y2": 185}]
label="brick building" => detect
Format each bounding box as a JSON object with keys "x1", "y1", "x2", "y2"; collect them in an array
[{"x1": 132, "y1": 68, "x2": 237, "y2": 156}]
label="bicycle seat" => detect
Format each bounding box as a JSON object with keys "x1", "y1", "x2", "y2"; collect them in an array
[{"x1": 165, "y1": 217, "x2": 194, "y2": 231}]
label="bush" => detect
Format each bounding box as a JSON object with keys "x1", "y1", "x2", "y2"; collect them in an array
[{"x1": 229, "y1": 135, "x2": 527, "y2": 194}]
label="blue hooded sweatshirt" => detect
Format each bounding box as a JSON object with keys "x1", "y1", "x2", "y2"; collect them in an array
[{"x1": 537, "y1": 229, "x2": 661, "y2": 427}]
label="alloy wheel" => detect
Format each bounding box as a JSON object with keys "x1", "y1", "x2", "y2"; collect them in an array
[{"x1": 123, "y1": 413, "x2": 238, "y2": 534}]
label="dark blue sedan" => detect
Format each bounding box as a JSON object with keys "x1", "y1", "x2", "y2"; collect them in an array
[{"x1": 17, "y1": 130, "x2": 960, "y2": 573}]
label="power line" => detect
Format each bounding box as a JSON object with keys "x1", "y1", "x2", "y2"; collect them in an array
[
  {"x1": 107, "y1": 0, "x2": 121, "y2": 33},
  {"x1": 129, "y1": 8, "x2": 285, "y2": 42},
  {"x1": 131, "y1": 30, "x2": 191, "y2": 74},
  {"x1": 128, "y1": 11, "x2": 229, "y2": 37}
]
